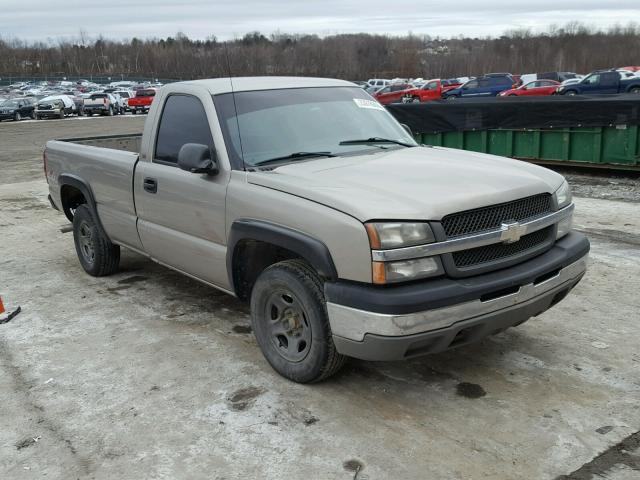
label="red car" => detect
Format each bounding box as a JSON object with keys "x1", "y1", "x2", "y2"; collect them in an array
[
  {"x1": 401, "y1": 78, "x2": 462, "y2": 103},
  {"x1": 128, "y1": 88, "x2": 156, "y2": 114},
  {"x1": 372, "y1": 83, "x2": 414, "y2": 105},
  {"x1": 498, "y1": 79, "x2": 560, "y2": 97}
]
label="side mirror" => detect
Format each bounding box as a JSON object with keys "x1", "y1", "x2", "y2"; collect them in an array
[
  {"x1": 400, "y1": 123, "x2": 413, "y2": 136},
  {"x1": 178, "y1": 143, "x2": 219, "y2": 175}
]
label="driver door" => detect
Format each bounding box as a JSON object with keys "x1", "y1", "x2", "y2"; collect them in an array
[{"x1": 134, "y1": 89, "x2": 231, "y2": 288}]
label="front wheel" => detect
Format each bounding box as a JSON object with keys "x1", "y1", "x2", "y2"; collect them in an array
[
  {"x1": 250, "y1": 259, "x2": 346, "y2": 383},
  {"x1": 73, "y1": 205, "x2": 120, "y2": 276},
  {"x1": 564, "y1": 90, "x2": 577, "y2": 96},
  {"x1": 14, "y1": 112, "x2": 21, "y2": 121},
  {"x1": 629, "y1": 87, "x2": 640, "y2": 94}
]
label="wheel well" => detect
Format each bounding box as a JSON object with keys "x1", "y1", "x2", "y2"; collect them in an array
[
  {"x1": 60, "y1": 185, "x2": 87, "y2": 221},
  {"x1": 232, "y1": 240, "x2": 302, "y2": 301}
]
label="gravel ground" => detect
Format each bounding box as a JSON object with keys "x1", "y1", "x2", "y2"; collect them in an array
[{"x1": 1, "y1": 117, "x2": 639, "y2": 480}]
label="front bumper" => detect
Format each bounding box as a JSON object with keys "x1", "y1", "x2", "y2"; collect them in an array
[
  {"x1": 326, "y1": 232, "x2": 589, "y2": 360},
  {"x1": 0, "y1": 112, "x2": 16, "y2": 120}
]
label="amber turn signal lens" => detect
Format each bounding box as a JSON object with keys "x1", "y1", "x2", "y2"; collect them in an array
[
  {"x1": 372, "y1": 261, "x2": 386, "y2": 284},
  {"x1": 365, "y1": 223, "x2": 381, "y2": 249}
]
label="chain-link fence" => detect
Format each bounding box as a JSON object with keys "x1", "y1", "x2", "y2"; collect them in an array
[{"x1": 0, "y1": 74, "x2": 183, "y2": 86}]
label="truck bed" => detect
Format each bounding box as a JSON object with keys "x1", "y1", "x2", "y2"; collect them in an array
[
  {"x1": 46, "y1": 133, "x2": 143, "y2": 251},
  {"x1": 57, "y1": 133, "x2": 142, "y2": 153}
]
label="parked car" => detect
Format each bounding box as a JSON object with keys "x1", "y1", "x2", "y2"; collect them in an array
[
  {"x1": 442, "y1": 74, "x2": 515, "y2": 99},
  {"x1": 44, "y1": 77, "x2": 588, "y2": 383},
  {"x1": 366, "y1": 78, "x2": 390, "y2": 89},
  {"x1": 83, "y1": 93, "x2": 118, "y2": 116},
  {"x1": 128, "y1": 88, "x2": 156, "y2": 114},
  {"x1": 498, "y1": 80, "x2": 560, "y2": 97},
  {"x1": 110, "y1": 93, "x2": 128, "y2": 114},
  {"x1": 35, "y1": 95, "x2": 76, "y2": 119},
  {"x1": 0, "y1": 97, "x2": 36, "y2": 121},
  {"x1": 401, "y1": 78, "x2": 462, "y2": 103},
  {"x1": 113, "y1": 89, "x2": 135, "y2": 112},
  {"x1": 557, "y1": 70, "x2": 640, "y2": 95},
  {"x1": 372, "y1": 83, "x2": 414, "y2": 104}
]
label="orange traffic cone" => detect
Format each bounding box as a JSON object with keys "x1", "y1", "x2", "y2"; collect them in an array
[{"x1": 0, "y1": 296, "x2": 20, "y2": 324}]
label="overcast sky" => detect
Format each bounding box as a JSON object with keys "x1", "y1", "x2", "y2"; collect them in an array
[{"x1": 2, "y1": 0, "x2": 639, "y2": 41}]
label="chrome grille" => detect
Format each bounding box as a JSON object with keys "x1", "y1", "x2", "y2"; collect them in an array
[
  {"x1": 452, "y1": 226, "x2": 554, "y2": 268},
  {"x1": 442, "y1": 194, "x2": 553, "y2": 238}
]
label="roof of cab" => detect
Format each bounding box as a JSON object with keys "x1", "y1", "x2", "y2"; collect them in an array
[{"x1": 180, "y1": 76, "x2": 356, "y2": 95}]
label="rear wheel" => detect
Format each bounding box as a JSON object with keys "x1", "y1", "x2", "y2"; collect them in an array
[
  {"x1": 630, "y1": 87, "x2": 640, "y2": 94},
  {"x1": 30, "y1": 110, "x2": 36, "y2": 119},
  {"x1": 250, "y1": 259, "x2": 346, "y2": 383},
  {"x1": 72, "y1": 205, "x2": 120, "y2": 276}
]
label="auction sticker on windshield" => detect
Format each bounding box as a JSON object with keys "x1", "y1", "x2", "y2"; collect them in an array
[{"x1": 353, "y1": 98, "x2": 385, "y2": 110}]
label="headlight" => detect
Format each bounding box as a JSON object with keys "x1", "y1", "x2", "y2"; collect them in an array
[
  {"x1": 365, "y1": 222, "x2": 434, "y2": 249},
  {"x1": 365, "y1": 222, "x2": 440, "y2": 283},
  {"x1": 554, "y1": 180, "x2": 572, "y2": 208},
  {"x1": 372, "y1": 257, "x2": 442, "y2": 284}
]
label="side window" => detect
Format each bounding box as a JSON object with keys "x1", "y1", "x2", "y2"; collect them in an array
[
  {"x1": 601, "y1": 72, "x2": 619, "y2": 85},
  {"x1": 584, "y1": 74, "x2": 600, "y2": 85},
  {"x1": 478, "y1": 78, "x2": 491, "y2": 87},
  {"x1": 378, "y1": 86, "x2": 391, "y2": 94},
  {"x1": 154, "y1": 95, "x2": 214, "y2": 165},
  {"x1": 464, "y1": 80, "x2": 478, "y2": 89}
]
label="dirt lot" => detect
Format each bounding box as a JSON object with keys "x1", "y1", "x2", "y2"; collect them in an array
[{"x1": 1, "y1": 117, "x2": 639, "y2": 479}]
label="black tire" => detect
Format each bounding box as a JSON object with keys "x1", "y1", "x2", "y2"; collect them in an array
[
  {"x1": 250, "y1": 259, "x2": 346, "y2": 383},
  {"x1": 59, "y1": 109, "x2": 64, "y2": 119},
  {"x1": 30, "y1": 110, "x2": 36, "y2": 119},
  {"x1": 72, "y1": 205, "x2": 120, "y2": 276},
  {"x1": 629, "y1": 87, "x2": 640, "y2": 94},
  {"x1": 132, "y1": 109, "x2": 137, "y2": 115},
  {"x1": 107, "y1": 106, "x2": 114, "y2": 116},
  {"x1": 564, "y1": 90, "x2": 577, "y2": 96},
  {"x1": 445, "y1": 95, "x2": 458, "y2": 100},
  {"x1": 14, "y1": 112, "x2": 21, "y2": 121}
]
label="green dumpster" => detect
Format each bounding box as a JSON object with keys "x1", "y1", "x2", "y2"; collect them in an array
[
  {"x1": 416, "y1": 126, "x2": 640, "y2": 170},
  {"x1": 387, "y1": 96, "x2": 640, "y2": 170}
]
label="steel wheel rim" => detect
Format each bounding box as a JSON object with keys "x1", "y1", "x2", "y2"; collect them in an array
[
  {"x1": 264, "y1": 289, "x2": 312, "y2": 362},
  {"x1": 78, "y1": 221, "x2": 96, "y2": 264}
]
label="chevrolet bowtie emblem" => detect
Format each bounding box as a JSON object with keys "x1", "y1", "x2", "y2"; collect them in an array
[{"x1": 500, "y1": 221, "x2": 527, "y2": 243}]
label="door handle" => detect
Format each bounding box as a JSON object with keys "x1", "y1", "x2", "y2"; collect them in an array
[{"x1": 143, "y1": 177, "x2": 157, "y2": 193}]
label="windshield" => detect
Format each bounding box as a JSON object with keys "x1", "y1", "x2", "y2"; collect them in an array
[{"x1": 214, "y1": 87, "x2": 416, "y2": 168}]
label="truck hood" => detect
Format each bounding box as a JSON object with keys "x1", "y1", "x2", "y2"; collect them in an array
[{"x1": 247, "y1": 146, "x2": 564, "y2": 222}]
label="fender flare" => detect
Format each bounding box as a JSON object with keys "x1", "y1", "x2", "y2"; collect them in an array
[
  {"x1": 58, "y1": 174, "x2": 108, "y2": 236},
  {"x1": 226, "y1": 219, "x2": 338, "y2": 293}
]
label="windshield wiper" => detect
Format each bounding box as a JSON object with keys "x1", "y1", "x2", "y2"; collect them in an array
[
  {"x1": 253, "y1": 151, "x2": 336, "y2": 167},
  {"x1": 339, "y1": 137, "x2": 415, "y2": 148}
]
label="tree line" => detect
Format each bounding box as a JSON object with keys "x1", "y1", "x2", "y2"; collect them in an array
[{"x1": 1, "y1": 22, "x2": 639, "y2": 81}]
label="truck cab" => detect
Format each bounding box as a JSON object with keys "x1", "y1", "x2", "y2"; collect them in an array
[{"x1": 558, "y1": 70, "x2": 640, "y2": 95}]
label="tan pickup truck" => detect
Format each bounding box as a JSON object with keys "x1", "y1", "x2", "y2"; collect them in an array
[{"x1": 44, "y1": 77, "x2": 589, "y2": 383}]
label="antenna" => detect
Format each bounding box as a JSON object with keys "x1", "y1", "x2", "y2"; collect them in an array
[{"x1": 223, "y1": 41, "x2": 245, "y2": 168}]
